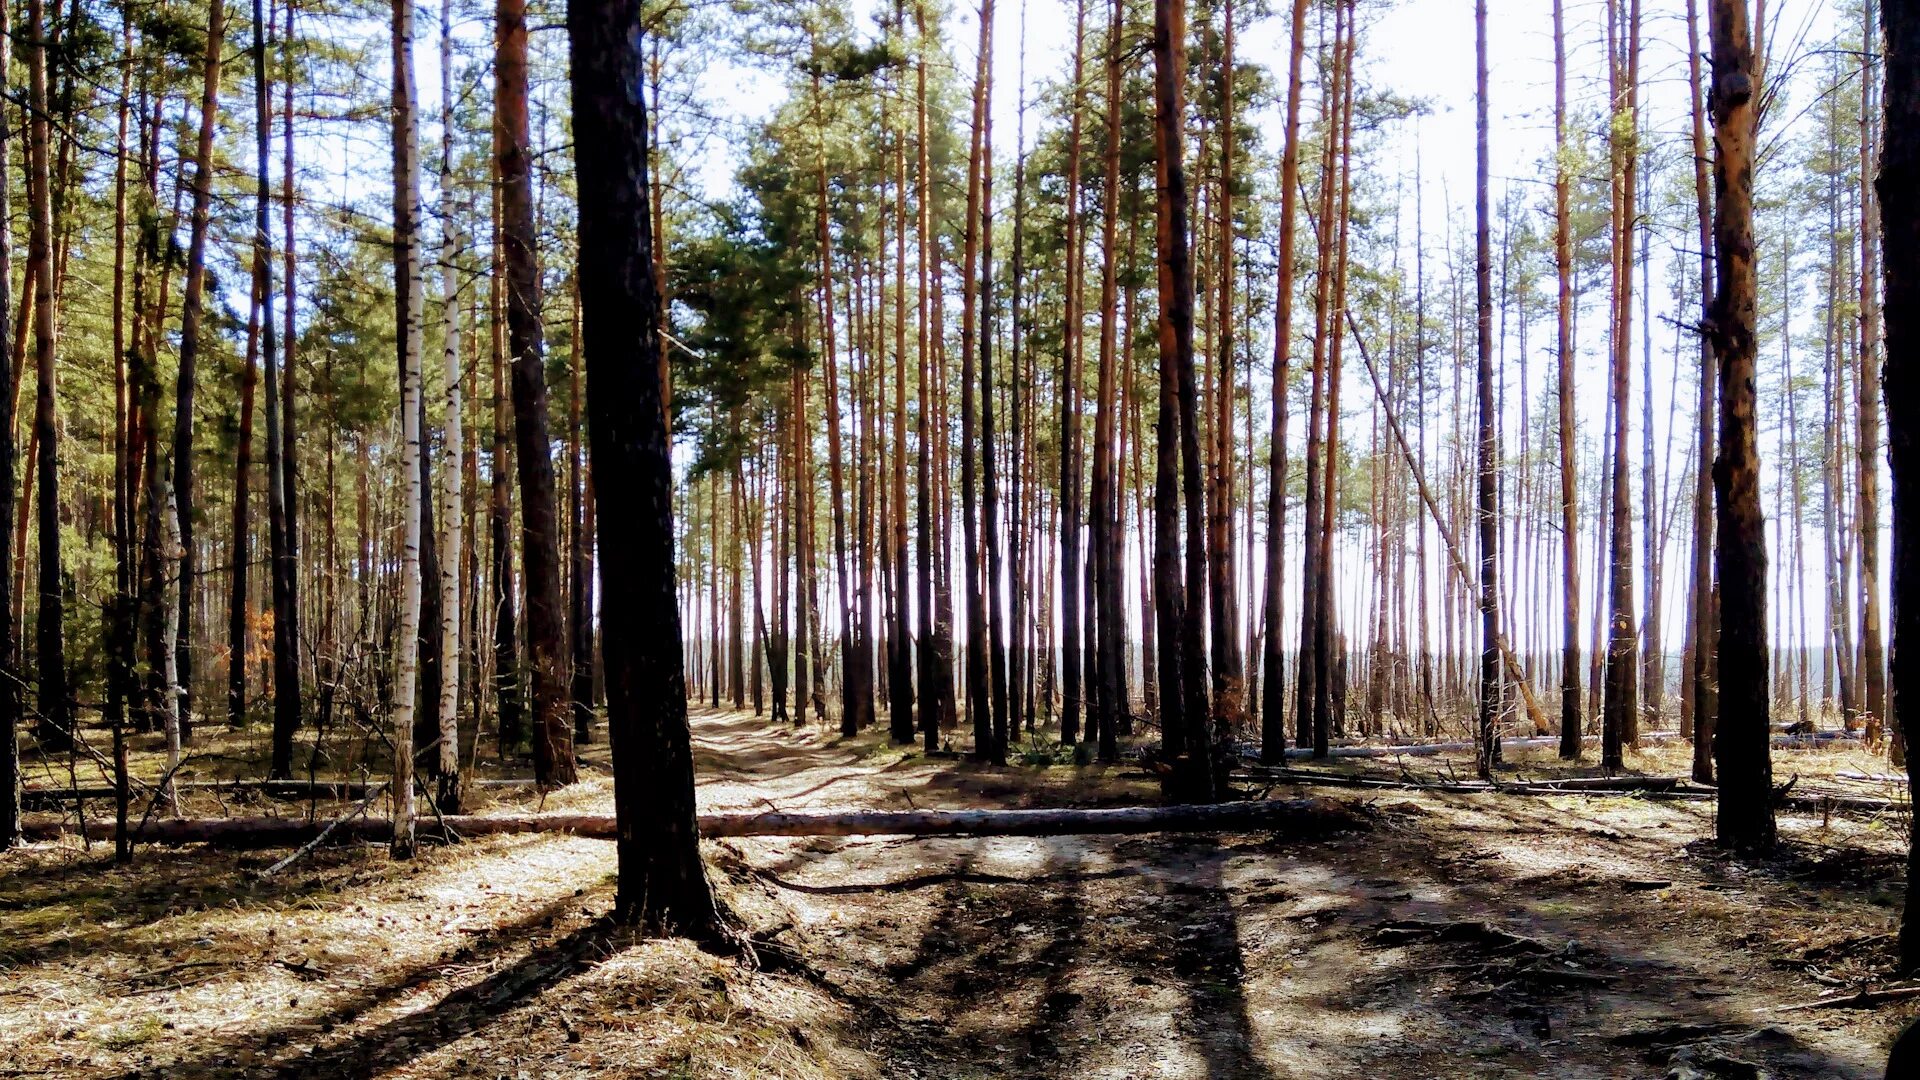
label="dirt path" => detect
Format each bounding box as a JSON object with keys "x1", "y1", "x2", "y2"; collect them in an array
[
  {"x1": 2, "y1": 708, "x2": 1910, "y2": 1078},
  {"x1": 688, "y1": 709, "x2": 1904, "y2": 1078}
]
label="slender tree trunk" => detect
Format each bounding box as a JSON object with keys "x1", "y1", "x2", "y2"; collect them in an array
[
  {"x1": 1861, "y1": 0, "x2": 1888, "y2": 746},
  {"x1": 1060, "y1": 0, "x2": 1087, "y2": 750},
  {"x1": 230, "y1": 286, "x2": 260, "y2": 732},
  {"x1": 1706, "y1": 0, "x2": 1773, "y2": 853},
  {"x1": 435, "y1": 0, "x2": 465, "y2": 809},
  {"x1": 261, "y1": 0, "x2": 299, "y2": 779},
  {"x1": 1475, "y1": 0, "x2": 1501, "y2": 780},
  {"x1": 171, "y1": 0, "x2": 230, "y2": 746},
  {"x1": 488, "y1": 184, "x2": 523, "y2": 757},
  {"x1": 1603, "y1": 0, "x2": 1640, "y2": 770},
  {"x1": 0, "y1": 0, "x2": 18, "y2": 849},
  {"x1": 1208, "y1": 0, "x2": 1241, "y2": 729},
  {"x1": 1686, "y1": 0, "x2": 1719, "y2": 784},
  {"x1": 1552, "y1": 0, "x2": 1581, "y2": 758},
  {"x1": 25, "y1": 0, "x2": 63, "y2": 763},
  {"x1": 960, "y1": 0, "x2": 993, "y2": 756},
  {"x1": 1259, "y1": 0, "x2": 1310, "y2": 763},
  {"x1": 889, "y1": 1, "x2": 914, "y2": 744},
  {"x1": 390, "y1": 0, "x2": 425, "y2": 858},
  {"x1": 497, "y1": 0, "x2": 574, "y2": 786}
]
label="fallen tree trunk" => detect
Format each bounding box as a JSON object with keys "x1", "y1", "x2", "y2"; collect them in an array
[
  {"x1": 1252, "y1": 768, "x2": 1903, "y2": 815},
  {"x1": 21, "y1": 797, "x2": 1365, "y2": 847},
  {"x1": 1271, "y1": 729, "x2": 1858, "y2": 761},
  {"x1": 22, "y1": 777, "x2": 538, "y2": 808}
]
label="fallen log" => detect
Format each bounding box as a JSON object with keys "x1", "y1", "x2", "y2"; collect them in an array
[
  {"x1": 23, "y1": 777, "x2": 538, "y2": 807},
  {"x1": 1273, "y1": 730, "x2": 1857, "y2": 761},
  {"x1": 1249, "y1": 768, "x2": 1905, "y2": 815},
  {"x1": 20, "y1": 797, "x2": 1365, "y2": 847}
]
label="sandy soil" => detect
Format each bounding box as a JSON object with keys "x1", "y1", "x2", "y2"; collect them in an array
[{"x1": 3, "y1": 708, "x2": 1914, "y2": 1078}]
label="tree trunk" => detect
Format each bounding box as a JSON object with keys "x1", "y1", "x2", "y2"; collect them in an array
[
  {"x1": 1060, "y1": 0, "x2": 1086, "y2": 750},
  {"x1": 229, "y1": 268, "x2": 260, "y2": 732},
  {"x1": 0, "y1": 0, "x2": 17, "y2": 849},
  {"x1": 1686, "y1": 0, "x2": 1718, "y2": 785},
  {"x1": 1552, "y1": 0, "x2": 1581, "y2": 759},
  {"x1": 496, "y1": 0, "x2": 574, "y2": 787},
  {"x1": 1474, "y1": 0, "x2": 1500, "y2": 781},
  {"x1": 1208, "y1": 0, "x2": 1241, "y2": 731},
  {"x1": 567, "y1": 0, "x2": 720, "y2": 935},
  {"x1": 960, "y1": 0, "x2": 993, "y2": 757},
  {"x1": 171, "y1": 0, "x2": 230, "y2": 746},
  {"x1": 435, "y1": 0, "x2": 465, "y2": 811},
  {"x1": 488, "y1": 182, "x2": 523, "y2": 758},
  {"x1": 1706, "y1": 0, "x2": 1773, "y2": 853},
  {"x1": 1152, "y1": 0, "x2": 1213, "y2": 798},
  {"x1": 889, "y1": 2, "x2": 914, "y2": 745},
  {"x1": 261, "y1": 0, "x2": 299, "y2": 781},
  {"x1": 1860, "y1": 0, "x2": 1888, "y2": 748},
  {"x1": 1878, "y1": 0, "x2": 1920, "y2": 973},
  {"x1": 1603, "y1": 0, "x2": 1640, "y2": 771},
  {"x1": 1259, "y1": 0, "x2": 1310, "y2": 764},
  {"x1": 390, "y1": 0, "x2": 425, "y2": 858}
]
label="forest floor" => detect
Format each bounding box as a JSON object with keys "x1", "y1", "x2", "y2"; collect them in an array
[{"x1": 4, "y1": 708, "x2": 1916, "y2": 1078}]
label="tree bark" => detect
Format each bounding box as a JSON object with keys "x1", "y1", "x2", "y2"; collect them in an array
[
  {"x1": 1706, "y1": 0, "x2": 1773, "y2": 853},
  {"x1": 1553, "y1": 0, "x2": 1581, "y2": 759},
  {"x1": 496, "y1": 0, "x2": 575, "y2": 787},
  {"x1": 568, "y1": 0, "x2": 721, "y2": 934},
  {"x1": 170, "y1": 0, "x2": 230, "y2": 746},
  {"x1": 390, "y1": 0, "x2": 425, "y2": 859},
  {"x1": 261, "y1": 0, "x2": 299, "y2": 781},
  {"x1": 1475, "y1": 0, "x2": 1501, "y2": 780},
  {"x1": 1686, "y1": 0, "x2": 1719, "y2": 785},
  {"x1": 1152, "y1": 0, "x2": 1213, "y2": 798},
  {"x1": 1879, "y1": 0, "x2": 1920, "y2": 973},
  {"x1": 436, "y1": 0, "x2": 465, "y2": 811}
]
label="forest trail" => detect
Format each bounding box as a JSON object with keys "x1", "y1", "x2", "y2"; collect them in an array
[
  {"x1": 1, "y1": 709, "x2": 1909, "y2": 1078},
  {"x1": 689, "y1": 708, "x2": 1900, "y2": 1079}
]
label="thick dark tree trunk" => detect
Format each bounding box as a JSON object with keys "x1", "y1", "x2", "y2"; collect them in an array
[
  {"x1": 1152, "y1": 0, "x2": 1213, "y2": 799},
  {"x1": 567, "y1": 0, "x2": 720, "y2": 936},
  {"x1": 1880, "y1": 0, "x2": 1920, "y2": 973},
  {"x1": 1706, "y1": 0, "x2": 1773, "y2": 853}
]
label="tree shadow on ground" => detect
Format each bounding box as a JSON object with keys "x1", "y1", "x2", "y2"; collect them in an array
[{"x1": 110, "y1": 889, "x2": 607, "y2": 1080}]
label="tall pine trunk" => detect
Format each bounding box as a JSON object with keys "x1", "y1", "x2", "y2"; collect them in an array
[
  {"x1": 1878, "y1": 0, "x2": 1920, "y2": 973},
  {"x1": 1553, "y1": 0, "x2": 1581, "y2": 759},
  {"x1": 1706, "y1": 0, "x2": 1773, "y2": 853},
  {"x1": 171, "y1": 0, "x2": 230, "y2": 746},
  {"x1": 1474, "y1": 0, "x2": 1501, "y2": 780},
  {"x1": 496, "y1": 0, "x2": 574, "y2": 786},
  {"x1": 1259, "y1": 0, "x2": 1310, "y2": 763},
  {"x1": 568, "y1": 0, "x2": 720, "y2": 935},
  {"x1": 1152, "y1": 0, "x2": 1213, "y2": 798}
]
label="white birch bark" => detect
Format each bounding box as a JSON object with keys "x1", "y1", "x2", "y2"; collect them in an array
[
  {"x1": 391, "y1": 0, "x2": 424, "y2": 858},
  {"x1": 435, "y1": 0, "x2": 464, "y2": 809}
]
